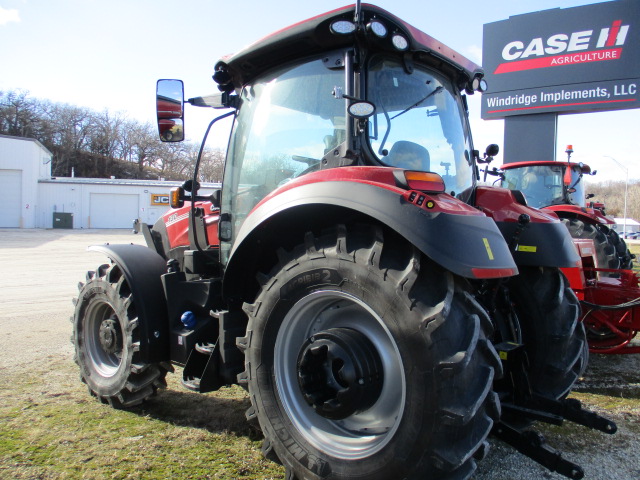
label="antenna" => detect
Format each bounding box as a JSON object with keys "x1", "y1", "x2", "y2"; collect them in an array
[{"x1": 354, "y1": 0, "x2": 361, "y2": 24}]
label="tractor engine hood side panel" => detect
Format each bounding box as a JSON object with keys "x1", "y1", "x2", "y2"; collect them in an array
[{"x1": 223, "y1": 181, "x2": 517, "y2": 299}]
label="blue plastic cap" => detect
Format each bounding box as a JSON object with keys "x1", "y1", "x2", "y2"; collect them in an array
[{"x1": 180, "y1": 311, "x2": 197, "y2": 329}]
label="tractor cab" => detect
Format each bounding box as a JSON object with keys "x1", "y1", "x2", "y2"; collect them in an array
[
  {"x1": 501, "y1": 160, "x2": 591, "y2": 209},
  {"x1": 155, "y1": 3, "x2": 492, "y2": 266}
]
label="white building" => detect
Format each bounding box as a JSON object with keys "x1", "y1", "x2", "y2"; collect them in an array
[
  {"x1": 612, "y1": 218, "x2": 640, "y2": 236},
  {"x1": 0, "y1": 134, "x2": 219, "y2": 229},
  {"x1": 0, "y1": 134, "x2": 53, "y2": 228}
]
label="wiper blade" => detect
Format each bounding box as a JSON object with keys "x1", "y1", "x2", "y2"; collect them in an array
[
  {"x1": 568, "y1": 173, "x2": 583, "y2": 191},
  {"x1": 390, "y1": 86, "x2": 443, "y2": 120}
]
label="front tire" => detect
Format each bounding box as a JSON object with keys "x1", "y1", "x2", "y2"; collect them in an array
[
  {"x1": 238, "y1": 224, "x2": 501, "y2": 480},
  {"x1": 607, "y1": 229, "x2": 634, "y2": 270},
  {"x1": 72, "y1": 263, "x2": 168, "y2": 408},
  {"x1": 561, "y1": 218, "x2": 619, "y2": 270}
]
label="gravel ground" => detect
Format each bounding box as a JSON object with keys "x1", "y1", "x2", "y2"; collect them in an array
[{"x1": 0, "y1": 228, "x2": 638, "y2": 480}]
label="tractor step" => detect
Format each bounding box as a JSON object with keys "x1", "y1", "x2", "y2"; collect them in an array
[
  {"x1": 195, "y1": 342, "x2": 216, "y2": 355},
  {"x1": 181, "y1": 377, "x2": 202, "y2": 392},
  {"x1": 181, "y1": 342, "x2": 223, "y2": 394}
]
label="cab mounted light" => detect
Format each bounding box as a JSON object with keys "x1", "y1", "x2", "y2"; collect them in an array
[
  {"x1": 467, "y1": 73, "x2": 487, "y2": 94},
  {"x1": 472, "y1": 76, "x2": 488, "y2": 92},
  {"x1": 391, "y1": 33, "x2": 409, "y2": 51},
  {"x1": 367, "y1": 20, "x2": 387, "y2": 37},
  {"x1": 170, "y1": 187, "x2": 185, "y2": 208},
  {"x1": 404, "y1": 171, "x2": 446, "y2": 193},
  {"x1": 330, "y1": 20, "x2": 356, "y2": 35},
  {"x1": 348, "y1": 101, "x2": 376, "y2": 119}
]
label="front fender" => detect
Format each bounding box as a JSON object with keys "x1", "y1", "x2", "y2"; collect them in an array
[
  {"x1": 544, "y1": 204, "x2": 614, "y2": 226},
  {"x1": 88, "y1": 244, "x2": 169, "y2": 363},
  {"x1": 223, "y1": 181, "x2": 517, "y2": 299}
]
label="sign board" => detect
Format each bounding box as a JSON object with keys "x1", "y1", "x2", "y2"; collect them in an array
[
  {"x1": 150, "y1": 193, "x2": 170, "y2": 206},
  {"x1": 481, "y1": 0, "x2": 640, "y2": 119}
]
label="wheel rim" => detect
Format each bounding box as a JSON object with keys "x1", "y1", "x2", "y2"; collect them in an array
[
  {"x1": 84, "y1": 301, "x2": 124, "y2": 377},
  {"x1": 274, "y1": 290, "x2": 405, "y2": 460}
]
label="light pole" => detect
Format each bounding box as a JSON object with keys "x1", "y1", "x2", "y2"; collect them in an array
[{"x1": 603, "y1": 155, "x2": 628, "y2": 237}]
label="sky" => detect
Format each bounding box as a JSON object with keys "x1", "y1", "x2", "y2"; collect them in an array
[{"x1": 0, "y1": 0, "x2": 638, "y2": 182}]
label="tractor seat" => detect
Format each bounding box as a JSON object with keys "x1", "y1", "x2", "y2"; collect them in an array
[{"x1": 386, "y1": 141, "x2": 430, "y2": 171}]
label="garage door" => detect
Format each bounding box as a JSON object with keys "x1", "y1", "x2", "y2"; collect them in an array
[
  {"x1": 0, "y1": 170, "x2": 22, "y2": 228},
  {"x1": 89, "y1": 193, "x2": 139, "y2": 228}
]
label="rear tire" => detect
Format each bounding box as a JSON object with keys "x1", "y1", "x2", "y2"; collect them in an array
[
  {"x1": 507, "y1": 266, "x2": 588, "y2": 401},
  {"x1": 238, "y1": 224, "x2": 501, "y2": 480},
  {"x1": 72, "y1": 263, "x2": 168, "y2": 408}
]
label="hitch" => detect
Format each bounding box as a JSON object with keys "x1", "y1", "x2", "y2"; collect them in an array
[
  {"x1": 496, "y1": 396, "x2": 617, "y2": 479},
  {"x1": 493, "y1": 340, "x2": 618, "y2": 478},
  {"x1": 492, "y1": 422, "x2": 584, "y2": 480},
  {"x1": 502, "y1": 396, "x2": 617, "y2": 434}
]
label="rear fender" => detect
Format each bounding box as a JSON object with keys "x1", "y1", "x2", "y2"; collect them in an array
[
  {"x1": 475, "y1": 186, "x2": 580, "y2": 268},
  {"x1": 223, "y1": 180, "x2": 517, "y2": 300},
  {"x1": 88, "y1": 244, "x2": 170, "y2": 363}
]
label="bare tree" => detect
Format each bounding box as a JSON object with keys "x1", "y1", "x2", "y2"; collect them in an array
[
  {"x1": 199, "y1": 148, "x2": 226, "y2": 183},
  {"x1": 0, "y1": 89, "x2": 222, "y2": 181},
  {"x1": 587, "y1": 180, "x2": 640, "y2": 221}
]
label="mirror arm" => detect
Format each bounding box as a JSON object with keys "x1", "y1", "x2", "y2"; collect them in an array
[{"x1": 187, "y1": 92, "x2": 239, "y2": 109}]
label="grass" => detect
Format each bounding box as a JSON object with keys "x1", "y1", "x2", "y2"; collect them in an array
[
  {"x1": 629, "y1": 243, "x2": 640, "y2": 274},
  {"x1": 3, "y1": 355, "x2": 639, "y2": 480},
  {"x1": 0, "y1": 358, "x2": 284, "y2": 480}
]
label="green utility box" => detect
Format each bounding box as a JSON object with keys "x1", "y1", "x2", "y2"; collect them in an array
[{"x1": 53, "y1": 212, "x2": 73, "y2": 229}]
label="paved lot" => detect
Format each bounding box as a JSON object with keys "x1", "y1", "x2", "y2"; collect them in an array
[
  {"x1": 0, "y1": 228, "x2": 638, "y2": 479},
  {"x1": 0, "y1": 229, "x2": 146, "y2": 372}
]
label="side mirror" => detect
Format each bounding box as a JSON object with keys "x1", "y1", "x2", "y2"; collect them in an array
[
  {"x1": 156, "y1": 79, "x2": 185, "y2": 142},
  {"x1": 477, "y1": 144, "x2": 499, "y2": 164},
  {"x1": 485, "y1": 144, "x2": 500, "y2": 157},
  {"x1": 211, "y1": 189, "x2": 221, "y2": 209},
  {"x1": 182, "y1": 179, "x2": 200, "y2": 194}
]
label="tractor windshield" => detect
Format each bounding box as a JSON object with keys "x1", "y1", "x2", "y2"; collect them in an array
[
  {"x1": 366, "y1": 56, "x2": 473, "y2": 197},
  {"x1": 502, "y1": 164, "x2": 586, "y2": 208},
  {"x1": 221, "y1": 55, "x2": 345, "y2": 256}
]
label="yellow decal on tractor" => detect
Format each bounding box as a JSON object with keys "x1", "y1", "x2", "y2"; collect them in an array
[{"x1": 482, "y1": 238, "x2": 494, "y2": 260}]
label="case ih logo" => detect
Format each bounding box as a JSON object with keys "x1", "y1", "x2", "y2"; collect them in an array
[{"x1": 495, "y1": 20, "x2": 629, "y2": 74}]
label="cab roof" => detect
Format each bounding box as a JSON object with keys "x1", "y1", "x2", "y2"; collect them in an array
[
  {"x1": 214, "y1": 3, "x2": 482, "y2": 91},
  {"x1": 501, "y1": 160, "x2": 592, "y2": 175}
]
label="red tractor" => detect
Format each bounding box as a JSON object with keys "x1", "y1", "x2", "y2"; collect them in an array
[
  {"x1": 499, "y1": 150, "x2": 634, "y2": 271},
  {"x1": 496, "y1": 154, "x2": 640, "y2": 354},
  {"x1": 72, "y1": 4, "x2": 615, "y2": 479}
]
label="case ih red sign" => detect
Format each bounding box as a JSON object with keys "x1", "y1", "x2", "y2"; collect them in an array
[{"x1": 481, "y1": 0, "x2": 639, "y2": 119}]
